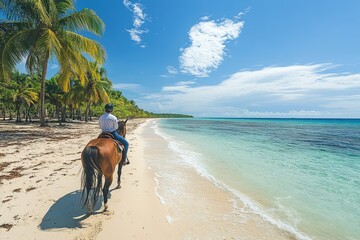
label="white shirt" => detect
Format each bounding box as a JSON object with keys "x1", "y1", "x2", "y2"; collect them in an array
[{"x1": 99, "y1": 113, "x2": 118, "y2": 132}]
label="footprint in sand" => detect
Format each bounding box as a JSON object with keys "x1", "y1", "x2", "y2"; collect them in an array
[
  {"x1": 2, "y1": 199, "x2": 11, "y2": 203},
  {"x1": 132, "y1": 180, "x2": 139, "y2": 186}
]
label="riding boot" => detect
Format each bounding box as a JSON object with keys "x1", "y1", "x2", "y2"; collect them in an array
[{"x1": 122, "y1": 152, "x2": 130, "y2": 165}]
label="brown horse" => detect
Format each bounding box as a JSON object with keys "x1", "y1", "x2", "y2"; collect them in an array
[{"x1": 81, "y1": 119, "x2": 128, "y2": 213}]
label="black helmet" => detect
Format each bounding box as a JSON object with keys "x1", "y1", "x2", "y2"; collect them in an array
[{"x1": 105, "y1": 103, "x2": 114, "y2": 112}]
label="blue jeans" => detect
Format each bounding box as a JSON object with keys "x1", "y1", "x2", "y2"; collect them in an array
[{"x1": 111, "y1": 131, "x2": 129, "y2": 161}]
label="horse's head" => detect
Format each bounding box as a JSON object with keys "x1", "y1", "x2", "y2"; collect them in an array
[{"x1": 117, "y1": 118, "x2": 128, "y2": 138}]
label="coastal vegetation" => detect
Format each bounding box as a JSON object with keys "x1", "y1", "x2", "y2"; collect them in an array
[
  {"x1": 0, "y1": 70, "x2": 192, "y2": 123},
  {"x1": 0, "y1": 0, "x2": 192, "y2": 124}
]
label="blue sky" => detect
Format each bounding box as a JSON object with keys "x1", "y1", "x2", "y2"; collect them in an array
[{"x1": 22, "y1": 1, "x2": 360, "y2": 117}]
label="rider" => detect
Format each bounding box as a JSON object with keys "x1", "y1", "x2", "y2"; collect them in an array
[{"x1": 99, "y1": 103, "x2": 129, "y2": 164}]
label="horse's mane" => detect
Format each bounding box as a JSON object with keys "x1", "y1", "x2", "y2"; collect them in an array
[
  {"x1": 117, "y1": 119, "x2": 128, "y2": 137},
  {"x1": 118, "y1": 121, "x2": 125, "y2": 131}
]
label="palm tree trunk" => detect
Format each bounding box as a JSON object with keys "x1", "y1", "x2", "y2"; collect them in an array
[
  {"x1": 85, "y1": 102, "x2": 90, "y2": 122},
  {"x1": 57, "y1": 104, "x2": 63, "y2": 125},
  {"x1": 16, "y1": 109, "x2": 20, "y2": 122},
  {"x1": 9, "y1": 107, "x2": 13, "y2": 120},
  {"x1": 56, "y1": 103, "x2": 59, "y2": 122},
  {"x1": 69, "y1": 105, "x2": 75, "y2": 120},
  {"x1": 77, "y1": 108, "x2": 82, "y2": 120},
  {"x1": 61, "y1": 106, "x2": 66, "y2": 122},
  {"x1": 28, "y1": 106, "x2": 32, "y2": 122},
  {"x1": 40, "y1": 52, "x2": 50, "y2": 127},
  {"x1": 55, "y1": 103, "x2": 60, "y2": 121},
  {"x1": 25, "y1": 108, "x2": 28, "y2": 122},
  {"x1": 69, "y1": 105, "x2": 73, "y2": 119}
]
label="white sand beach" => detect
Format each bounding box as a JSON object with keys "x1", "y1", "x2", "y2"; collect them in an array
[
  {"x1": 0, "y1": 119, "x2": 180, "y2": 240},
  {"x1": 0, "y1": 119, "x2": 296, "y2": 240}
]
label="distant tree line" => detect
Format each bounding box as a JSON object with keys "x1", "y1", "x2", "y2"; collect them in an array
[{"x1": 0, "y1": 70, "x2": 192, "y2": 123}]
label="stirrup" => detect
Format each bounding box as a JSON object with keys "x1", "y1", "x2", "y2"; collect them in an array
[{"x1": 123, "y1": 157, "x2": 130, "y2": 165}]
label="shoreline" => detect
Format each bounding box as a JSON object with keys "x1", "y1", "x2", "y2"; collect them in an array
[
  {"x1": 141, "y1": 119, "x2": 299, "y2": 240},
  {"x1": 96, "y1": 119, "x2": 181, "y2": 239}
]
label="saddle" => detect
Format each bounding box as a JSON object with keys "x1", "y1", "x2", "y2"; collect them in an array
[{"x1": 98, "y1": 132, "x2": 124, "y2": 153}]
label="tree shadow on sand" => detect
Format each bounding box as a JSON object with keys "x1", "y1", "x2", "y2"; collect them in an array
[{"x1": 39, "y1": 190, "x2": 103, "y2": 230}]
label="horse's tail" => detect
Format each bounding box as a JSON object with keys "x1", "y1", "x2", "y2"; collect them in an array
[{"x1": 81, "y1": 146, "x2": 103, "y2": 209}]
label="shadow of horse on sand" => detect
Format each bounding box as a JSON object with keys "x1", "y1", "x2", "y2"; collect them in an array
[{"x1": 39, "y1": 190, "x2": 103, "y2": 230}]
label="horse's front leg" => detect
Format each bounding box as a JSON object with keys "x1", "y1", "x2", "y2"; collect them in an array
[{"x1": 116, "y1": 161, "x2": 123, "y2": 189}]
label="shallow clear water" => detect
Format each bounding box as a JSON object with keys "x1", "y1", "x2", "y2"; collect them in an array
[{"x1": 153, "y1": 118, "x2": 360, "y2": 240}]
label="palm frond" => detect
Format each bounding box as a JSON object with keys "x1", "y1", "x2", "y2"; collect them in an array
[
  {"x1": 56, "y1": 46, "x2": 89, "y2": 92},
  {"x1": 63, "y1": 31, "x2": 105, "y2": 64},
  {"x1": 54, "y1": 31, "x2": 104, "y2": 91},
  {"x1": 57, "y1": 67, "x2": 71, "y2": 91},
  {"x1": 0, "y1": 21, "x2": 30, "y2": 40},
  {"x1": 1, "y1": 0, "x2": 49, "y2": 24},
  {"x1": 97, "y1": 86, "x2": 109, "y2": 103},
  {"x1": 25, "y1": 47, "x2": 43, "y2": 75},
  {"x1": 55, "y1": 0, "x2": 74, "y2": 15},
  {"x1": 32, "y1": 0, "x2": 51, "y2": 25},
  {"x1": 35, "y1": 28, "x2": 62, "y2": 58},
  {"x1": 0, "y1": 29, "x2": 33, "y2": 81},
  {"x1": 59, "y1": 8, "x2": 105, "y2": 36},
  {"x1": 42, "y1": 0, "x2": 58, "y2": 22}
]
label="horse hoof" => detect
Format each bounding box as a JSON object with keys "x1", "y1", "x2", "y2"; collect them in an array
[
  {"x1": 116, "y1": 184, "x2": 121, "y2": 189},
  {"x1": 87, "y1": 203, "x2": 93, "y2": 215},
  {"x1": 104, "y1": 204, "x2": 108, "y2": 211}
]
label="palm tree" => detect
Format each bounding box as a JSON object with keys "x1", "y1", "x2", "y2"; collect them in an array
[
  {"x1": 83, "y1": 62, "x2": 111, "y2": 122},
  {"x1": 0, "y1": 81, "x2": 15, "y2": 120},
  {"x1": 13, "y1": 82, "x2": 38, "y2": 122},
  {"x1": 46, "y1": 75, "x2": 64, "y2": 121},
  {"x1": 0, "y1": 0, "x2": 105, "y2": 126},
  {"x1": 67, "y1": 79, "x2": 85, "y2": 120}
]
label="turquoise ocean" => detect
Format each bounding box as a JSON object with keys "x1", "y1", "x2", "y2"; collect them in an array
[{"x1": 145, "y1": 118, "x2": 360, "y2": 240}]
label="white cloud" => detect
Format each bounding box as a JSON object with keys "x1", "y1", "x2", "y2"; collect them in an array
[
  {"x1": 160, "y1": 74, "x2": 170, "y2": 78},
  {"x1": 176, "y1": 81, "x2": 196, "y2": 85},
  {"x1": 179, "y1": 17, "x2": 244, "y2": 77},
  {"x1": 200, "y1": 16, "x2": 210, "y2": 21},
  {"x1": 139, "y1": 64, "x2": 360, "y2": 117},
  {"x1": 127, "y1": 28, "x2": 145, "y2": 43},
  {"x1": 113, "y1": 83, "x2": 142, "y2": 91},
  {"x1": 160, "y1": 66, "x2": 179, "y2": 78},
  {"x1": 167, "y1": 66, "x2": 178, "y2": 75},
  {"x1": 123, "y1": 0, "x2": 148, "y2": 45},
  {"x1": 161, "y1": 81, "x2": 195, "y2": 91},
  {"x1": 162, "y1": 85, "x2": 189, "y2": 93}
]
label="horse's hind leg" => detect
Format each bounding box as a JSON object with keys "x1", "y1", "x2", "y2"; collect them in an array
[
  {"x1": 86, "y1": 191, "x2": 93, "y2": 214},
  {"x1": 103, "y1": 176, "x2": 113, "y2": 211},
  {"x1": 116, "y1": 162, "x2": 123, "y2": 189}
]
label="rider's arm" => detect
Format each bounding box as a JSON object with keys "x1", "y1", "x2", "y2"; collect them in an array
[{"x1": 113, "y1": 117, "x2": 119, "y2": 130}]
